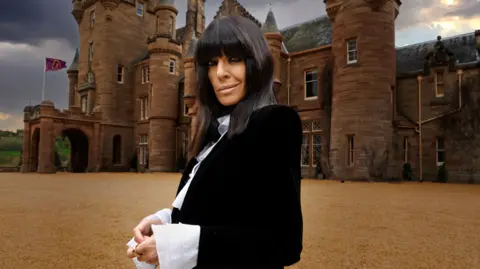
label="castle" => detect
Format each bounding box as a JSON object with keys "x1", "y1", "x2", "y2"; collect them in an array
[{"x1": 21, "y1": 0, "x2": 480, "y2": 182}]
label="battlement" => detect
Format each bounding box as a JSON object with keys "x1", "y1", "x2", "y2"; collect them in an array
[{"x1": 23, "y1": 101, "x2": 102, "y2": 122}]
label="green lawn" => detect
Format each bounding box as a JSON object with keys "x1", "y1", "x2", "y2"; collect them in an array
[{"x1": 0, "y1": 150, "x2": 21, "y2": 167}]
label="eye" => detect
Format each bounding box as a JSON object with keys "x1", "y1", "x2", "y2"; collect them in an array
[
  {"x1": 229, "y1": 57, "x2": 243, "y2": 63},
  {"x1": 207, "y1": 60, "x2": 217, "y2": 66}
]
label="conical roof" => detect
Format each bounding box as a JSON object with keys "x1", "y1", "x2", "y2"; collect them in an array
[
  {"x1": 261, "y1": 6, "x2": 279, "y2": 33},
  {"x1": 67, "y1": 48, "x2": 79, "y2": 72}
]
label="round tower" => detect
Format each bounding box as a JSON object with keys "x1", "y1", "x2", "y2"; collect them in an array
[
  {"x1": 148, "y1": 0, "x2": 183, "y2": 172},
  {"x1": 67, "y1": 48, "x2": 79, "y2": 109},
  {"x1": 183, "y1": 32, "x2": 198, "y2": 159},
  {"x1": 261, "y1": 7, "x2": 283, "y2": 92},
  {"x1": 324, "y1": 0, "x2": 401, "y2": 179}
]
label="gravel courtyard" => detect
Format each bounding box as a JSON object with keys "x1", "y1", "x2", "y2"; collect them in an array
[{"x1": 1, "y1": 173, "x2": 479, "y2": 269}]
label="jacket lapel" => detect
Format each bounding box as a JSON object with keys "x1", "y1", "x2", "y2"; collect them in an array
[{"x1": 181, "y1": 133, "x2": 229, "y2": 207}]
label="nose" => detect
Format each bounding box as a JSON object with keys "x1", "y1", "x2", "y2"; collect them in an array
[{"x1": 216, "y1": 59, "x2": 229, "y2": 79}]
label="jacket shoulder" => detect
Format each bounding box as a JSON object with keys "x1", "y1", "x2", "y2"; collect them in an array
[{"x1": 249, "y1": 104, "x2": 300, "y2": 127}]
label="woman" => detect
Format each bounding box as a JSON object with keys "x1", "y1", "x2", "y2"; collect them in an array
[{"x1": 126, "y1": 15, "x2": 303, "y2": 269}]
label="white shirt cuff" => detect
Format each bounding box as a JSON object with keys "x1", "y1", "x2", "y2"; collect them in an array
[
  {"x1": 144, "y1": 208, "x2": 172, "y2": 224},
  {"x1": 151, "y1": 223, "x2": 200, "y2": 269}
]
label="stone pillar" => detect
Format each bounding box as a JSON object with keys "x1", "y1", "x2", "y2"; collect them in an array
[
  {"x1": 37, "y1": 100, "x2": 56, "y2": 173},
  {"x1": 21, "y1": 123, "x2": 31, "y2": 173}
]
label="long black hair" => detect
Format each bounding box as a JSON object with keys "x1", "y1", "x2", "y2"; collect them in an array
[{"x1": 190, "y1": 15, "x2": 277, "y2": 156}]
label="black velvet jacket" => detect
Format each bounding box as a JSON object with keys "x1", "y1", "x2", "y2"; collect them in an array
[{"x1": 171, "y1": 104, "x2": 303, "y2": 269}]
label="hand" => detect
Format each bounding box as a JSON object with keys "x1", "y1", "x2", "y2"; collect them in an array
[
  {"x1": 133, "y1": 217, "x2": 163, "y2": 244},
  {"x1": 126, "y1": 236, "x2": 159, "y2": 265}
]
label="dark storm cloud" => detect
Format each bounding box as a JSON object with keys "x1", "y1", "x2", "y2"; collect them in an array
[{"x1": 0, "y1": 0, "x2": 79, "y2": 46}]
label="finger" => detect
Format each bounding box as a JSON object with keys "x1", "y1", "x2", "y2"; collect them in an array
[
  {"x1": 133, "y1": 227, "x2": 145, "y2": 244},
  {"x1": 126, "y1": 247, "x2": 135, "y2": 259}
]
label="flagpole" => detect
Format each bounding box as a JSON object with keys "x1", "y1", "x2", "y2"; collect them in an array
[{"x1": 42, "y1": 58, "x2": 46, "y2": 101}]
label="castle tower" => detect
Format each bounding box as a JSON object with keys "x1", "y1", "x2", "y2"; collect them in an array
[
  {"x1": 324, "y1": 0, "x2": 401, "y2": 179},
  {"x1": 72, "y1": 0, "x2": 154, "y2": 169},
  {"x1": 67, "y1": 48, "x2": 79, "y2": 109},
  {"x1": 148, "y1": 0, "x2": 183, "y2": 171},
  {"x1": 186, "y1": 0, "x2": 206, "y2": 37},
  {"x1": 261, "y1": 7, "x2": 283, "y2": 91},
  {"x1": 183, "y1": 32, "x2": 198, "y2": 160}
]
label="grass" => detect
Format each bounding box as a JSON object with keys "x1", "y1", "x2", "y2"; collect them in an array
[
  {"x1": 0, "y1": 150, "x2": 20, "y2": 167},
  {"x1": 0, "y1": 173, "x2": 479, "y2": 269}
]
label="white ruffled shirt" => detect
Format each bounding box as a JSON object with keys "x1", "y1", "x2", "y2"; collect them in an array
[{"x1": 128, "y1": 115, "x2": 230, "y2": 269}]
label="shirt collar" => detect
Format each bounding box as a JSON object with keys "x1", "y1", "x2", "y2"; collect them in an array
[{"x1": 217, "y1": 114, "x2": 230, "y2": 136}]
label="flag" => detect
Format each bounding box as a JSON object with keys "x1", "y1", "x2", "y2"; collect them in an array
[{"x1": 45, "y1": 57, "x2": 67, "y2": 72}]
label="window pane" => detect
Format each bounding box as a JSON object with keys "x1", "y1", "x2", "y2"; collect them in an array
[
  {"x1": 312, "y1": 134, "x2": 321, "y2": 166},
  {"x1": 437, "y1": 151, "x2": 445, "y2": 163},
  {"x1": 301, "y1": 134, "x2": 310, "y2": 166},
  {"x1": 437, "y1": 139, "x2": 444, "y2": 149},
  {"x1": 348, "y1": 40, "x2": 356, "y2": 50},
  {"x1": 348, "y1": 51, "x2": 357, "y2": 61}
]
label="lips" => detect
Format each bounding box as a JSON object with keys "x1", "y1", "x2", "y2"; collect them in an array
[{"x1": 218, "y1": 83, "x2": 239, "y2": 92}]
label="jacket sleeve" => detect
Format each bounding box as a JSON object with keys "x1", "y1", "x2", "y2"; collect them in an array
[{"x1": 196, "y1": 105, "x2": 304, "y2": 268}]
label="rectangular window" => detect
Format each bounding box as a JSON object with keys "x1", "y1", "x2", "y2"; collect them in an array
[
  {"x1": 169, "y1": 16, "x2": 174, "y2": 35},
  {"x1": 90, "y1": 10, "x2": 95, "y2": 28},
  {"x1": 435, "y1": 71, "x2": 444, "y2": 97},
  {"x1": 141, "y1": 67, "x2": 146, "y2": 84},
  {"x1": 301, "y1": 134, "x2": 310, "y2": 166},
  {"x1": 136, "y1": 2, "x2": 144, "y2": 16},
  {"x1": 403, "y1": 136, "x2": 408, "y2": 163},
  {"x1": 146, "y1": 66, "x2": 150, "y2": 82},
  {"x1": 89, "y1": 42, "x2": 94, "y2": 63},
  {"x1": 305, "y1": 70, "x2": 318, "y2": 99},
  {"x1": 139, "y1": 135, "x2": 148, "y2": 165},
  {"x1": 436, "y1": 138, "x2": 445, "y2": 166},
  {"x1": 117, "y1": 65, "x2": 124, "y2": 83},
  {"x1": 169, "y1": 59, "x2": 175, "y2": 74},
  {"x1": 347, "y1": 39, "x2": 357, "y2": 64},
  {"x1": 140, "y1": 97, "x2": 148, "y2": 120},
  {"x1": 312, "y1": 134, "x2": 322, "y2": 166},
  {"x1": 184, "y1": 104, "x2": 189, "y2": 116},
  {"x1": 81, "y1": 95, "x2": 88, "y2": 113},
  {"x1": 347, "y1": 135, "x2": 355, "y2": 166}
]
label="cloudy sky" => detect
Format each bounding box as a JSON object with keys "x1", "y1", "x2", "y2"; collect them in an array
[{"x1": 0, "y1": 0, "x2": 479, "y2": 131}]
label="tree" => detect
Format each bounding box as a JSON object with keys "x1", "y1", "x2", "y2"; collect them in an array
[
  {"x1": 362, "y1": 143, "x2": 390, "y2": 181},
  {"x1": 441, "y1": 76, "x2": 480, "y2": 183}
]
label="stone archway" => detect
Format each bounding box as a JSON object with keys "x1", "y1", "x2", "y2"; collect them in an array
[
  {"x1": 62, "y1": 128, "x2": 89, "y2": 173},
  {"x1": 30, "y1": 128, "x2": 40, "y2": 172}
]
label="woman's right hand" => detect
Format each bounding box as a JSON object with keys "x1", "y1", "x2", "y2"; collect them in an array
[{"x1": 133, "y1": 217, "x2": 164, "y2": 244}]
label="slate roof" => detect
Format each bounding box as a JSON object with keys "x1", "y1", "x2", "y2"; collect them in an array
[
  {"x1": 280, "y1": 16, "x2": 332, "y2": 53},
  {"x1": 261, "y1": 8, "x2": 279, "y2": 33},
  {"x1": 67, "y1": 48, "x2": 79, "y2": 72},
  {"x1": 396, "y1": 33, "x2": 479, "y2": 74}
]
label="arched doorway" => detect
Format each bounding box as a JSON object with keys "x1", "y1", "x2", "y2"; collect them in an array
[
  {"x1": 30, "y1": 128, "x2": 40, "y2": 172},
  {"x1": 63, "y1": 128, "x2": 89, "y2": 173},
  {"x1": 112, "y1": 135, "x2": 122, "y2": 165}
]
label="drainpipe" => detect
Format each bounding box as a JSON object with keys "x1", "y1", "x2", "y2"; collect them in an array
[
  {"x1": 417, "y1": 74, "x2": 423, "y2": 182},
  {"x1": 287, "y1": 57, "x2": 291, "y2": 105}
]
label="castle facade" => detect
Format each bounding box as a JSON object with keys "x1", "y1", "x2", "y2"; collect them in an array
[{"x1": 21, "y1": 0, "x2": 480, "y2": 182}]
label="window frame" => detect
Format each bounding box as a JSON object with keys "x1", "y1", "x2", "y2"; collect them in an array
[
  {"x1": 347, "y1": 135, "x2": 355, "y2": 167},
  {"x1": 347, "y1": 38, "x2": 358, "y2": 64},
  {"x1": 435, "y1": 70, "x2": 445, "y2": 97},
  {"x1": 304, "y1": 69, "x2": 319, "y2": 100},
  {"x1": 436, "y1": 138, "x2": 445, "y2": 166}
]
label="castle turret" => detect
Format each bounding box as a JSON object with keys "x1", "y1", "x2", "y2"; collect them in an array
[
  {"x1": 324, "y1": 0, "x2": 402, "y2": 179},
  {"x1": 149, "y1": 0, "x2": 183, "y2": 171},
  {"x1": 261, "y1": 7, "x2": 283, "y2": 89},
  {"x1": 67, "y1": 48, "x2": 79, "y2": 109},
  {"x1": 183, "y1": 32, "x2": 198, "y2": 159},
  {"x1": 71, "y1": 0, "x2": 83, "y2": 24},
  {"x1": 186, "y1": 0, "x2": 205, "y2": 37}
]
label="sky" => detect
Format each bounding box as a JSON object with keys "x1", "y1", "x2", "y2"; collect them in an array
[{"x1": 0, "y1": 0, "x2": 479, "y2": 131}]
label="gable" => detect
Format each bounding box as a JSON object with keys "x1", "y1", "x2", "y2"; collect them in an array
[{"x1": 213, "y1": 0, "x2": 261, "y2": 27}]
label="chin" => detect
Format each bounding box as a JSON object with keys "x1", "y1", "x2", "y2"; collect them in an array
[{"x1": 218, "y1": 98, "x2": 240, "y2": 107}]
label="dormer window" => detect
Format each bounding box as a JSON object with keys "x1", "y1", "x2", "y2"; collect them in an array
[
  {"x1": 347, "y1": 39, "x2": 358, "y2": 64},
  {"x1": 136, "y1": 1, "x2": 144, "y2": 17}
]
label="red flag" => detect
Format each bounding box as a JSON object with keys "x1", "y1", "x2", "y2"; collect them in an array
[{"x1": 45, "y1": 57, "x2": 67, "y2": 72}]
